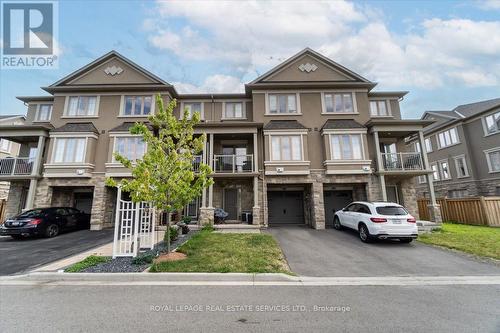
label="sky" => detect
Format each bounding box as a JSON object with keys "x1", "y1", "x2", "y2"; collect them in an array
[{"x1": 1, "y1": 0, "x2": 499, "y2": 118}]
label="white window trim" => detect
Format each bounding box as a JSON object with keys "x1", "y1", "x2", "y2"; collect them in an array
[
  {"x1": 62, "y1": 95, "x2": 100, "y2": 118},
  {"x1": 118, "y1": 95, "x2": 155, "y2": 117},
  {"x1": 431, "y1": 162, "x2": 440, "y2": 181},
  {"x1": 481, "y1": 110, "x2": 500, "y2": 137},
  {"x1": 328, "y1": 133, "x2": 366, "y2": 161},
  {"x1": 418, "y1": 175, "x2": 427, "y2": 184},
  {"x1": 425, "y1": 137, "x2": 433, "y2": 153},
  {"x1": 180, "y1": 101, "x2": 205, "y2": 120},
  {"x1": 438, "y1": 159, "x2": 451, "y2": 180},
  {"x1": 320, "y1": 92, "x2": 359, "y2": 115},
  {"x1": 453, "y1": 154, "x2": 470, "y2": 178},
  {"x1": 0, "y1": 139, "x2": 12, "y2": 153},
  {"x1": 111, "y1": 135, "x2": 147, "y2": 163},
  {"x1": 50, "y1": 136, "x2": 90, "y2": 164},
  {"x1": 437, "y1": 127, "x2": 460, "y2": 150},
  {"x1": 368, "y1": 98, "x2": 392, "y2": 117},
  {"x1": 34, "y1": 103, "x2": 53, "y2": 122},
  {"x1": 221, "y1": 101, "x2": 246, "y2": 120},
  {"x1": 484, "y1": 147, "x2": 500, "y2": 174},
  {"x1": 264, "y1": 93, "x2": 302, "y2": 115},
  {"x1": 264, "y1": 131, "x2": 307, "y2": 163}
]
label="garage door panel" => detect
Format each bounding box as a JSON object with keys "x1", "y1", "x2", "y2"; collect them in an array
[
  {"x1": 268, "y1": 191, "x2": 304, "y2": 225},
  {"x1": 324, "y1": 190, "x2": 353, "y2": 226}
]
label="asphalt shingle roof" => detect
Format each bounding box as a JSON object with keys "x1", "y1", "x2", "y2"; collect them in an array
[
  {"x1": 52, "y1": 122, "x2": 99, "y2": 134},
  {"x1": 322, "y1": 119, "x2": 364, "y2": 130},
  {"x1": 452, "y1": 98, "x2": 500, "y2": 118},
  {"x1": 264, "y1": 120, "x2": 307, "y2": 130}
]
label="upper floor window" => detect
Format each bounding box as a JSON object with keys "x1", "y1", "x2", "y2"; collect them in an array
[
  {"x1": 113, "y1": 137, "x2": 146, "y2": 162},
  {"x1": 431, "y1": 163, "x2": 439, "y2": 181},
  {"x1": 330, "y1": 134, "x2": 363, "y2": 160},
  {"x1": 484, "y1": 111, "x2": 500, "y2": 135},
  {"x1": 270, "y1": 135, "x2": 302, "y2": 161},
  {"x1": 36, "y1": 104, "x2": 52, "y2": 121},
  {"x1": 224, "y1": 102, "x2": 244, "y2": 119},
  {"x1": 52, "y1": 138, "x2": 86, "y2": 163},
  {"x1": 425, "y1": 138, "x2": 433, "y2": 152},
  {"x1": 0, "y1": 139, "x2": 11, "y2": 152},
  {"x1": 418, "y1": 175, "x2": 427, "y2": 184},
  {"x1": 485, "y1": 148, "x2": 500, "y2": 173},
  {"x1": 439, "y1": 160, "x2": 451, "y2": 180},
  {"x1": 324, "y1": 93, "x2": 354, "y2": 113},
  {"x1": 66, "y1": 96, "x2": 97, "y2": 117},
  {"x1": 437, "y1": 127, "x2": 459, "y2": 148},
  {"x1": 453, "y1": 155, "x2": 469, "y2": 178},
  {"x1": 182, "y1": 102, "x2": 202, "y2": 119},
  {"x1": 414, "y1": 142, "x2": 421, "y2": 152},
  {"x1": 123, "y1": 96, "x2": 152, "y2": 116},
  {"x1": 268, "y1": 94, "x2": 297, "y2": 114},
  {"x1": 369, "y1": 100, "x2": 389, "y2": 117}
]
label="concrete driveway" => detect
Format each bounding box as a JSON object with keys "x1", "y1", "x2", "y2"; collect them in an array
[
  {"x1": 267, "y1": 226, "x2": 500, "y2": 277},
  {"x1": 0, "y1": 229, "x2": 113, "y2": 275}
]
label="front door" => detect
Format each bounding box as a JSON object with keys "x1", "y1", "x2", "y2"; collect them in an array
[
  {"x1": 268, "y1": 191, "x2": 304, "y2": 225},
  {"x1": 224, "y1": 188, "x2": 238, "y2": 220},
  {"x1": 324, "y1": 190, "x2": 353, "y2": 226},
  {"x1": 386, "y1": 185, "x2": 399, "y2": 204}
]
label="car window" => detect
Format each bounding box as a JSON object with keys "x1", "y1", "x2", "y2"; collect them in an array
[
  {"x1": 346, "y1": 204, "x2": 358, "y2": 212},
  {"x1": 17, "y1": 209, "x2": 45, "y2": 218},
  {"x1": 55, "y1": 208, "x2": 69, "y2": 216},
  {"x1": 67, "y1": 208, "x2": 80, "y2": 215},
  {"x1": 356, "y1": 204, "x2": 371, "y2": 214},
  {"x1": 376, "y1": 206, "x2": 408, "y2": 216}
]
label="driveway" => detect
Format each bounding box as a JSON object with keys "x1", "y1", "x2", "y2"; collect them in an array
[
  {"x1": 267, "y1": 226, "x2": 500, "y2": 277},
  {"x1": 0, "y1": 229, "x2": 113, "y2": 275}
]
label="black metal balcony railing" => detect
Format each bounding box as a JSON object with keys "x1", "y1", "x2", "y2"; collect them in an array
[
  {"x1": 381, "y1": 152, "x2": 423, "y2": 171},
  {"x1": 213, "y1": 154, "x2": 254, "y2": 173},
  {"x1": 0, "y1": 157, "x2": 35, "y2": 176}
]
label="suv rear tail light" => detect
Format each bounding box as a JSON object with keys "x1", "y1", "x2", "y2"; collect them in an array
[
  {"x1": 27, "y1": 218, "x2": 43, "y2": 226},
  {"x1": 370, "y1": 217, "x2": 387, "y2": 223},
  {"x1": 407, "y1": 217, "x2": 416, "y2": 223}
]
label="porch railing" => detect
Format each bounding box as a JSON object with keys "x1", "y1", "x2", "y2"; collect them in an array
[
  {"x1": 0, "y1": 157, "x2": 35, "y2": 176},
  {"x1": 192, "y1": 155, "x2": 202, "y2": 172},
  {"x1": 381, "y1": 152, "x2": 423, "y2": 171},
  {"x1": 213, "y1": 154, "x2": 254, "y2": 173}
]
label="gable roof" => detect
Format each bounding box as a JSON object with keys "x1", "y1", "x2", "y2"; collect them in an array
[
  {"x1": 248, "y1": 48, "x2": 374, "y2": 86},
  {"x1": 322, "y1": 119, "x2": 365, "y2": 130},
  {"x1": 263, "y1": 120, "x2": 307, "y2": 130},
  {"x1": 52, "y1": 122, "x2": 99, "y2": 134},
  {"x1": 452, "y1": 98, "x2": 500, "y2": 118},
  {"x1": 44, "y1": 51, "x2": 175, "y2": 93}
]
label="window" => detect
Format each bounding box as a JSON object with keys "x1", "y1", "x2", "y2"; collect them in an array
[
  {"x1": 268, "y1": 94, "x2": 297, "y2": 114},
  {"x1": 448, "y1": 189, "x2": 468, "y2": 198},
  {"x1": 224, "y1": 102, "x2": 244, "y2": 119},
  {"x1": 369, "y1": 100, "x2": 389, "y2": 116},
  {"x1": 113, "y1": 137, "x2": 146, "y2": 162},
  {"x1": 0, "y1": 139, "x2": 11, "y2": 152},
  {"x1": 425, "y1": 138, "x2": 433, "y2": 152},
  {"x1": 418, "y1": 175, "x2": 427, "y2": 184},
  {"x1": 330, "y1": 134, "x2": 363, "y2": 160},
  {"x1": 484, "y1": 111, "x2": 500, "y2": 135},
  {"x1": 437, "y1": 127, "x2": 459, "y2": 148},
  {"x1": 376, "y1": 206, "x2": 408, "y2": 216},
  {"x1": 356, "y1": 204, "x2": 371, "y2": 214},
  {"x1": 453, "y1": 155, "x2": 469, "y2": 178},
  {"x1": 414, "y1": 142, "x2": 421, "y2": 153},
  {"x1": 123, "y1": 96, "x2": 152, "y2": 116},
  {"x1": 270, "y1": 135, "x2": 302, "y2": 161},
  {"x1": 486, "y1": 148, "x2": 500, "y2": 173},
  {"x1": 66, "y1": 96, "x2": 97, "y2": 116},
  {"x1": 182, "y1": 102, "x2": 202, "y2": 119},
  {"x1": 324, "y1": 93, "x2": 354, "y2": 113},
  {"x1": 439, "y1": 160, "x2": 451, "y2": 179},
  {"x1": 431, "y1": 163, "x2": 439, "y2": 181},
  {"x1": 36, "y1": 104, "x2": 52, "y2": 121},
  {"x1": 53, "y1": 138, "x2": 86, "y2": 163}
]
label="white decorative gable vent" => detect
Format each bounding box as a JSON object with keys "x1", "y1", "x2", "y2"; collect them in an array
[
  {"x1": 298, "y1": 63, "x2": 318, "y2": 73},
  {"x1": 104, "y1": 65, "x2": 124, "y2": 76}
]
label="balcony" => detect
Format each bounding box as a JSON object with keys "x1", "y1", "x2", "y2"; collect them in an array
[
  {"x1": 0, "y1": 157, "x2": 35, "y2": 176},
  {"x1": 381, "y1": 152, "x2": 423, "y2": 171},
  {"x1": 213, "y1": 154, "x2": 254, "y2": 173}
]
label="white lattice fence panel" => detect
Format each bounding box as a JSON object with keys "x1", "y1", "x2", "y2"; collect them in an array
[{"x1": 138, "y1": 202, "x2": 155, "y2": 250}]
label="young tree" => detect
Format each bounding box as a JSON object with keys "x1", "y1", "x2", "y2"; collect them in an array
[{"x1": 107, "y1": 95, "x2": 213, "y2": 252}]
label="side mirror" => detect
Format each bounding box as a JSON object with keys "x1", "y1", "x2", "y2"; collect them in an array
[{"x1": 342, "y1": 208, "x2": 347, "y2": 212}]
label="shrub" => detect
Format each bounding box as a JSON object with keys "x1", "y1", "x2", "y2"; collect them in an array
[
  {"x1": 182, "y1": 216, "x2": 192, "y2": 224},
  {"x1": 132, "y1": 252, "x2": 155, "y2": 265},
  {"x1": 164, "y1": 225, "x2": 179, "y2": 243},
  {"x1": 201, "y1": 225, "x2": 214, "y2": 232}
]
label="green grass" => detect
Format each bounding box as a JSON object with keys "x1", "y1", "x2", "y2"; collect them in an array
[
  {"x1": 65, "y1": 255, "x2": 111, "y2": 272},
  {"x1": 418, "y1": 223, "x2": 500, "y2": 260},
  {"x1": 150, "y1": 229, "x2": 291, "y2": 274}
]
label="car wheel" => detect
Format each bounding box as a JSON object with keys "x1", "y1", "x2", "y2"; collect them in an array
[
  {"x1": 45, "y1": 224, "x2": 60, "y2": 238},
  {"x1": 358, "y1": 224, "x2": 372, "y2": 243},
  {"x1": 333, "y1": 216, "x2": 342, "y2": 230},
  {"x1": 11, "y1": 235, "x2": 23, "y2": 240},
  {"x1": 400, "y1": 238, "x2": 413, "y2": 243}
]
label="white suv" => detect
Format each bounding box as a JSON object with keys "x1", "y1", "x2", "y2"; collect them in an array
[{"x1": 333, "y1": 201, "x2": 418, "y2": 243}]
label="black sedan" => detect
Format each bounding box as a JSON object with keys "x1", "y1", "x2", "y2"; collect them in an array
[{"x1": 0, "y1": 207, "x2": 90, "y2": 239}]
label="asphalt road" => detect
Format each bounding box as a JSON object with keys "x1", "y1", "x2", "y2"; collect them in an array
[
  {"x1": 0, "y1": 229, "x2": 113, "y2": 275},
  {"x1": 1, "y1": 284, "x2": 499, "y2": 332},
  {"x1": 268, "y1": 226, "x2": 500, "y2": 276}
]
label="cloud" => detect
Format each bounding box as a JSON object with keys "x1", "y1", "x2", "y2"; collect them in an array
[
  {"x1": 173, "y1": 74, "x2": 244, "y2": 94},
  {"x1": 477, "y1": 0, "x2": 500, "y2": 10},
  {"x1": 146, "y1": 0, "x2": 500, "y2": 90}
]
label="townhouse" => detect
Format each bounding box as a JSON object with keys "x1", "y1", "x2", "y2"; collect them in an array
[
  {"x1": 0, "y1": 115, "x2": 24, "y2": 200},
  {"x1": 412, "y1": 98, "x2": 500, "y2": 199},
  {"x1": 0, "y1": 48, "x2": 442, "y2": 230}
]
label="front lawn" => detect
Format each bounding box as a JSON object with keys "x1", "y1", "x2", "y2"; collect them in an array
[
  {"x1": 418, "y1": 223, "x2": 500, "y2": 260},
  {"x1": 65, "y1": 255, "x2": 111, "y2": 272},
  {"x1": 150, "y1": 229, "x2": 291, "y2": 274}
]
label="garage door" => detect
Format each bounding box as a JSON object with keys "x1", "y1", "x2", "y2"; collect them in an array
[
  {"x1": 268, "y1": 191, "x2": 304, "y2": 225},
  {"x1": 324, "y1": 190, "x2": 353, "y2": 226}
]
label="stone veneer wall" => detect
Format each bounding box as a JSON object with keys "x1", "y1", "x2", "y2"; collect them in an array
[
  {"x1": 0, "y1": 181, "x2": 10, "y2": 200},
  {"x1": 398, "y1": 177, "x2": 419, "y2": 219},
  {"x1": 4, "y1": 181, "x2": 28, "y2": 219},
  {"x1": 416, "y1": 178, "x2": 500, "y2": 198}
]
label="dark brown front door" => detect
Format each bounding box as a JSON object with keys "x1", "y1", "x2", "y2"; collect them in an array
[{"x1": 224, "y1": 189, "x2": 238, "y2": 220}]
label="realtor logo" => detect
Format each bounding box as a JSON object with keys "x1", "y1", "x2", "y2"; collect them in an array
[{"x1": 1, "y1": 1, "x2": 58, "y2": 68}]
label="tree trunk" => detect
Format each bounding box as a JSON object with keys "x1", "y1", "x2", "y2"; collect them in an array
[{"x1": 165, "y1": 211, "x2": 171, "y2": 253}]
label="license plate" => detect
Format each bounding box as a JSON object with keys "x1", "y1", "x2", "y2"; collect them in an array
[{"x1": 391, "y1": 219, "x2": 403, "y2": 224}]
